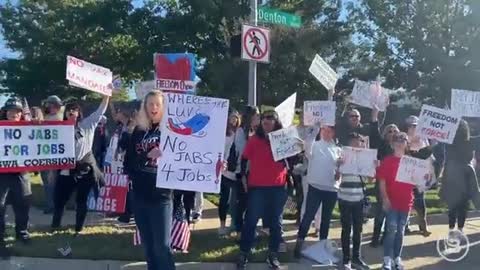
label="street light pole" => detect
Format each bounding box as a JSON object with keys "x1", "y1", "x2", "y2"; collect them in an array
[{"x1": 247, "y1": 0, "x2": 258, "y2": 106}]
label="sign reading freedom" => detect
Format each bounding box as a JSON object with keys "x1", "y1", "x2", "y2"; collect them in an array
[{"x1": 0, "y1": 121, "x2": 76, "y2": 173}]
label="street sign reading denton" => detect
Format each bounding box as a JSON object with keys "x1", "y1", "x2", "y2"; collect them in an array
[
  {"x1": 309, "y1": 54, "x2": 338, "y2": 91},
  {"x1": 258, "y1": 7, "x2": 302, "y2": 28},
  {"x1": 241, "y1": 24, "x2": 270, "y2": 63}
]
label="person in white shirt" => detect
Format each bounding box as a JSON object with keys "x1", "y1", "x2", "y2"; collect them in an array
[{"x1": 294, "y1": 125, "x2": 342, "y2": 264}]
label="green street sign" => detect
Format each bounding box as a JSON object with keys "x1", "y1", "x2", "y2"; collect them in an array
[{"x1": 258, "y1": 7, "x2": 302, "y2": 28}]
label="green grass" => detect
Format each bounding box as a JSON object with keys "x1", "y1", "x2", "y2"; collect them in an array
[
  {"x1": 6, "y1": 226, "x2": 293, "y2": 262},
  {"x1": 23, "y1": 174, "x2": 449, "y2": 262}
]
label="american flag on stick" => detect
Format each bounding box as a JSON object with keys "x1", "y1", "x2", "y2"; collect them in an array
[
  {"x1": 132, "y1": 203, "x2": 191, "y2": 251},
  {"x1": 170, "y1": 202, "x2": 191, "y2": 252}
]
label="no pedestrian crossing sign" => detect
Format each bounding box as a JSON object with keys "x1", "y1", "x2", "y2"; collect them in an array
[{"x1": 241, "y1": 24, "x2": 270, "y2": 63}]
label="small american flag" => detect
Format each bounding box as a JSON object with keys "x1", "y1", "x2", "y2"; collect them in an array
[
  {"x1": 170, "y1": 203, "x2": 191, "y2": 252},
  {"x1": 22, "y1": 98, "x2": 32, "y2": 121},
  {"x1": 132, "y1": 205, "x2": 191, "y2": 250}
]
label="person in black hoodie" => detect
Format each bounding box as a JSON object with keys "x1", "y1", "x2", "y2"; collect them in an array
[
  {"x1": 123, "y1": 90, "x2": 175, "y2": 270},
  {"x1": 0, "y1": 98, "x2": 32, "y2": 257}
]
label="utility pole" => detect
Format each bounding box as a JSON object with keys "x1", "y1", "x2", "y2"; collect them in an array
[{"x1": 247, "y1": 0, "x2": 258, "y2": 106}]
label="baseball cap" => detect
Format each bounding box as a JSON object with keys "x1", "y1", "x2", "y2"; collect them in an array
[
  {"x1": 405, "y1": 115, "x2": 419, "y2": 126},
  {"x1": 2, "y1": 98, "x2": 23, "y2": 111},
  {"x1": 46, "y1": 95, "x2": 63, "y2": 106},
  {"x1": 392, "y1": 132, "x2": 409, "y2": 143}
]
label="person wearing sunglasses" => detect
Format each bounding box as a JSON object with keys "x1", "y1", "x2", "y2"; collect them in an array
[
  {"x1": 236, "y1": 110, "x2": 291, "y2": 270},
  {"x1": 337, "y1": 108, "x2": 378, "y2": 147},
  {"x1": 377, "y1": 132, "x2": 433, "y2": 270}
]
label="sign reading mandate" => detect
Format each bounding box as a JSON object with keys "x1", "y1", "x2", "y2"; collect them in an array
[{"x1": 258, "y1": 7, "x2": 301, "y2": 28}]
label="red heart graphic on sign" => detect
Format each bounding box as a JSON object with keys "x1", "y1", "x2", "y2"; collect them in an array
[{"x1": 155, "y1": 55, "x2": 191, "y2": 81}]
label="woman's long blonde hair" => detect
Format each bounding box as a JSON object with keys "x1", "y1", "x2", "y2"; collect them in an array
[{"x1": 136, "y1": 90, "x2": 164, "y2": 130}]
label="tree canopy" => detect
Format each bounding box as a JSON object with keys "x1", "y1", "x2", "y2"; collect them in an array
[{"x1": 1, "y1": 0, "x2": 479, "y2": 107}]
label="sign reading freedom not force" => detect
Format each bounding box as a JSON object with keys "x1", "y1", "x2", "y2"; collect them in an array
[
  {"x1": 258, "y1": 7, "x2": 302, "y2": 28},
  {"x1": 0, "y1": 121, "x2": 76, "y2": 173},
  {"x1": 156, "y1": 93, "x2": 229, "y2": 194},
  {"x1": 416, "y1": 105, "x2": 460, "y2": 144},
  {"x1": 88, "y1": 163, "x2": 128, "y2": 214}
]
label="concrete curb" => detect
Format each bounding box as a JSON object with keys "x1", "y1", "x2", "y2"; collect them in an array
[{"x1": 0, "y1": 257, "x2": 333, "y2": 270}]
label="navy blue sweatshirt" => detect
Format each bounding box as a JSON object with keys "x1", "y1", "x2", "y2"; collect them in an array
[{"x1": 124, "y1": 124, "x2": 171, "y2": 202}]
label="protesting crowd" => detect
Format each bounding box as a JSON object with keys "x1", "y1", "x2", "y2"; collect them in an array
[{"x1": 1, "y1": 54, "x2": 480, "y2": 270}]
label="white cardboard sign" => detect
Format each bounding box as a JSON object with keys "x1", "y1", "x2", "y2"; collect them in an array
[
  {"x1": 350, "y1": 80, "x2": 389, "y2": 111},
  {"x1": 416, "y1": 105, "x2": 461, "y2": 144},
  {"x1": 396, "y1": 156, "x2": 431, "y2": 187},
  {"x1": 275, "y1": 93, "x2": 297, "y2": 128},
  {"x1": 135, "y1": 80, "x2": 156, "y2": 100},
  {"x1": 268, "y1": 126, "x2": 303, "y2": 162},
  {"x1": 451, "y1": 89, "x2": 480, "y2": 117},
  {"x1": 66, "y1": 56, "x2": 113, "y2": 96},
  {"x1": 308, "y1": 54, "x2": 338, "y2": 91},
  {"x1": 156, "y1": 93, "x2": 229, "y2": 193},
  {"x1": 339, "y1": 147, "x2": 378, "y2": 177},
  {"x1": 303, "y1": 101, "x2": 336, "y2": 126}
]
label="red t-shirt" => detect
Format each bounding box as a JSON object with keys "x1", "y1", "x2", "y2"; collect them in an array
[
  {"x1": 242, "y1": 135, "x2": 287, "y2": 187},
  {"x1": 376, "y1": 155, "x2": 414, "y2": 213}
]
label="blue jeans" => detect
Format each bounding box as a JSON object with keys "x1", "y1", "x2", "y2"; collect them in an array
[
  {"x1": 384, "y1": 210, "x2": 409, "y2": 259},
  {"x1": 133, "y1": 194, "x2": 175, "y2": 270},
  {"x1": 297, "y1": 185, "x2": 337, "y2": 240},
  {"x1": 240, "y1": 186, "x2": 287, "y2": 253},
  {"x1": 40, "y1": 171, "x2": 55, "y2": 211}
]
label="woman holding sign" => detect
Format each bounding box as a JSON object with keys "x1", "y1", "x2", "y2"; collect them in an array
[
  {"x1": 51, "y1": 95, "x2": 109, "y2": 234},
  {"x1": 0, "y1": 98, "x2": 33, "y2": 257},
  {"x1": 123, "y1": 90, "x2": 175, "y2": 270},
  {"x1": 237, "y1": 110, "x2": 289, "y2": 270}
]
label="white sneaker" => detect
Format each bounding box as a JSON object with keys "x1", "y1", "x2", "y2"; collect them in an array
[
  {"x1": 382, "y1": 257, "x2": 392, "y2": 270},
  {"x1": 324, "y1": 239, "x2": 339, "y2": 263},
  {"x1": 394, "y1": 257, "x2": 404, "y2": 270}
]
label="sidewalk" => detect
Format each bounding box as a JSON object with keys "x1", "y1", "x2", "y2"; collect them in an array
[{"x1": 4, "y1": 201, "x2": 480, "y2": 269}]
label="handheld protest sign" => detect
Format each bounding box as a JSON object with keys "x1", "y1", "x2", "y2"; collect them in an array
[
  {"x1": 268, "y1": 126, "x2": 303, "y2": 162},
  {"x1": 416, "y1": 105, "x2": 460, "y2": 144},
  {"x1": 303, "y1": 101, "x2": 336, "y2": 127},
  {"x1": 66, "y1": 56, "x2": 113, "y2": 96},
  {"x1": 156, "y1": 93, "x2": 229, "y2": 194},
  {"x1": 396, "y1": 156, "x2": 431, "y2": 187},
  {"x1": 0, "y1": 121, "x2": 75, "y2": 173},
  {"x1": 451, "y1": 89, "x2": 480, "y2": 117},
  {"x1": 349, "y1": 80, "x2": 389, "y2": 111},
  {"x1": 275, "y1": 93, "x2": 297, "y2": 128},
  {"x1": 339, "y1": 147, "x2": 378, "y2": 177}
]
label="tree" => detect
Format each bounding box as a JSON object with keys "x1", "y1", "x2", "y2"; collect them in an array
[
  {"x1": 357, "y1": 0, "x2": 480, "y2": 106},
  {"x1": 0, "y1": 0, "x2": 359, "y2": 108},
  {"x1": 0, "y1": 0, "x2": 147, "y2": 103}
]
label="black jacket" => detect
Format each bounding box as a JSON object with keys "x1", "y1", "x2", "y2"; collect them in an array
[{"x1": 124, "y1": 125, "x2": 172, "y2": 202}]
